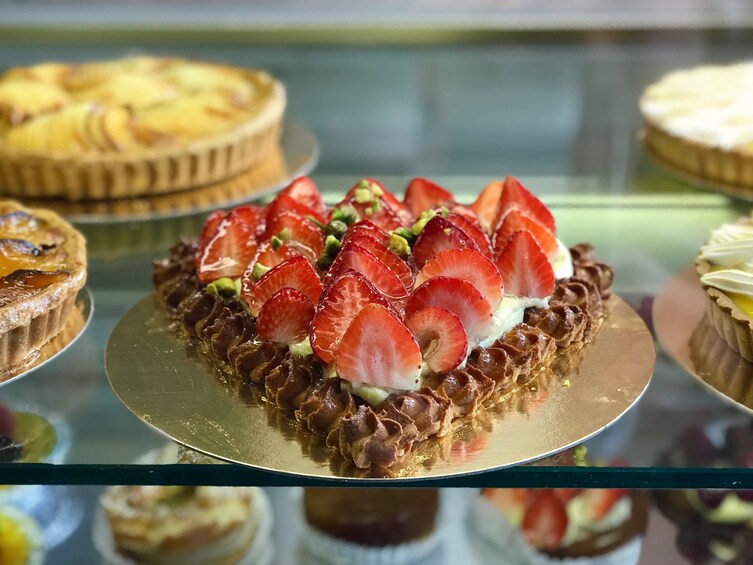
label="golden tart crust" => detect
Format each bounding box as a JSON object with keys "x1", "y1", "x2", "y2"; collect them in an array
[
  {"x1": 0, "y1": 57, "x2": 286, "y2": 201},
  {"x1": 0, "y1": 200, "x2": 86, "y2": 369}
]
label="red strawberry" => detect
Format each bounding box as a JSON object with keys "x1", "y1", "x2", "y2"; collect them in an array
[
  {"x1": 251, "y1": 241, "x2": 302, "y2": 270},
  {"x1": 445, "y1": 212, "x2": 492, "y2": 258},
  {"x1": 265, "y1": 211, "x2": 324, "y2": 257},
  {"x1": 310, "y1": 270, "x2": 391, "y2": 364},
  {"x1": 522, "y1": 491, "x2": 568, "y2": 550},
  {"x1": 231, "y1": 204, "x2": 266, "y2": 236},
  {"x1": 405, "y1": 277, "x2": 493, "y2": 345},
  {"x1": 336, "y1": 303, "x2": 422, "y2": 390},
  {"x1": 242, "y1": 256, "x2": 322, "y2": 317},
  {"x1": 352, "y1": 198, "x2": 405, "y2": 231},
  {"x1": 578, "y1": 489, "x2": 627, "y2": 520},
  {"x1": 415, "y1": 248, "x2": 503, "y2": 309},
  {"x1": 493, "y1": 177, "x2": 555, "y2": 234},
  {"x1": 279, "y1": 176, "x2": 328, "y2": 218},
  {"x1": 412, "y1": 215, "x2": 479, "y2": 269},
  {"x1": 344, "y1": 233, "x2": 414, "y2": 289},
  {"x1": 405, "y1": 307, "x2": 467, "y2": 373},
  {"x1": 345, "y1": 178, "x2": 412, "y2": 225},
  {"x1": 404, "y1": 177, "x2": 455, "y2": 219},
  {"x1": 196, "y1": 215, "x2": 257, "y2": 284},
  {"x1": 256, "y1": 288, "x2": 315, "y2": 344},
  {"x1": 195, "y1": 210, "x2": 226, "y2": 269},
  {"x1": 482, "y1": 489, "x2": 529, "y2": 514},
  {"x1": 327, "y1": 242, "x2": 408, "y2": 305},
  {"x1": 266, "y1": 193, "x2": 327, "y2": 225},
  {"x1": 341, "y1": 220, "x2": 390, "y2": 246},
  {"x1": 553, "y1": 488, "x2": 580, "y2": 503},
  {"x1": 470, "y1": 181, "x2": 503, "y2": 233},
  {"x1": 493, "y1": 208, "x2": 558, "y2": 258},
  {"x1": 494, "y1": 230, "x2": 555, "y2": 298}
]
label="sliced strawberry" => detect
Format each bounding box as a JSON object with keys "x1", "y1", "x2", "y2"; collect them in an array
[
  {"x1": 344, "y1": 233, "x2": 414, "y2": 289},
  {"x1": 441, "y1": 202, "x2": 479, "y2": 223},
  {"x1": 553, "y1": 488, "x2": 580, "y2": 503},
  {"x1": 482, "y1": 489, "x2": 530, "y2": 515},
  {"x1": 493, "y1": 176, "x2": 556, "y2": 234},
  {"x1": 405, "y1": 277, "x2": 493, "y2": 345},
  {"x1": 279, "y1": 176, "x2": 328, "y2": 218},
  {"x1": 493, "y1": 208, "x2": 558, "y2": 258},
  {"x1": 256, "y1": 288, "x2": 315, "y2": 344},
  {"x1": 344, "y1": 178, "x2": 412, "y2": 225},
  {"x1": 470, "y1": 181, "x2": 503, "y2": 233},
  {"x1": 350, "y1": 198, "x2": 405, "y2": 231},
  {"x1": 242, "y1": 256, "x2": 322, "y2": 317},
  {"x1": 412, "y1": 215, "x2": 479, "y2": 269},
  {"x1": 195, "y1": 210, "x2": 226, "y2": 269},
  {"x1": 578, "y1": 489, "x2": 627, "y2": 520},
  {"x1": 231, "y1": 204, "x2": 266, "y2": 236},
  {"x1": 522, "y1": 491, "x2": 568, "y2": 550},
  {"x1": 341, "y1": 220, "x2": 390, "y2": 246},
  {"x1": 405, "y1": 307, "x2": 467, "y2": 373},
  {"x1": 336, "y1": 303, "x2": 422, "y2": 390},
  {"x1": 404, "y1": 177, "x2": 455, "y2": 219},
  {"x1": 445, "y1": 212, "x2": 493, "y2": 258},
  {"x1": 251, "y1": 241, "x2": 302, "y2": 270},
  {"x1": 196, "y1": 215, "x2": 257, "y2": 284},
  {"x1": 415, "y1": 248, "x2": 503, "y2": 309},
  {"x1": 265, "y1": 211, "x2": 324, "y2": 257},
  {"x1": 266, "y1": 193, "x2": 327, "y2": 225},
  {"x1": 327, "y1": 242, "x2": 408, "y2": 305},
  {"x1": 494, "y1": 230, "x2": 555, "y2": 299},
  {"x1": 310, "y1": 270, "x2": 391, "y2": 364}
]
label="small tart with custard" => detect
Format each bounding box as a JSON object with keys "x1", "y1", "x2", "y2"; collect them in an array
[
  {"x1": 0, "y1": 200, "x2": 86, "y2": 370},
  {"x1": 695, "y1": 215, "x2": 753, "y2": 361}
]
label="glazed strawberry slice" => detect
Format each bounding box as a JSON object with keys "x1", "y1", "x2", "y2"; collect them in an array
[
  {"x1": 341, "y1": 220, "x2": 390, "y2": 246},
  {"x1": 344, "y1": 178, "x2": 412, "y2": 225},
  {"x1": 494, "y1": 230, "x2": 555, "y2": 299},
  {"x1": 195, "y1": 210, "x2": 226, "y2": 269},
  {"x1": 522, "y1": 491, "x2": 568, "y2": 550},
  {"x1": 231, "y1": 204, "x2": 266, "y2": 236},
  {"x1": 242, "y1": 255, "x2": 322, "y2": 317},
  {"x1": 578, "y1": 489, "x2": 627, "y2": 520},
  {"x1": 415, "y1": 248, "x2": 503, "y2": 309},
  {"x1": 344, "y1": 233, "x2": 414, "y2": 289},
  {"x1": 279, "y1": 176, "x2": 328, "y2": 218},
  {"x1": 336, "y1": 303, "x2": 422, "y2": 390},
  {"x1": 251, "y1": 241, "x2": 302, "y2": 270},
  {"x1": 196, "y1": 214, "x2": 257, "y2": 284},
  {"x1": 404, "y1": 177, "x2": 455, "y2": 219},
  {"x1": 405, "y1": 276, "x2": 493, "y2": 345},
  {"x1": 445, "y1": 212, "x2": 492, "y2": 258},
  {"x1": 256, "y1": 288, "x2": 315, "y2": 344},
  {"x1": 493, "y1": 208, "x2": 558, "y2": 258},
  {"x1": 470, "y1": 181, "x2": 503, "y2": 233},
  {"x1": 310, "y1": 270, "x2": 391, "y2": 364},
  {"x1": 266, "y1": 193, "x2": 327, "y2": 225},
  {"x1": 492, "y1": 176, "x2": 556, "y2": 234},
  {"x1": 412, "y1": 215, "x2": 479, "y2": 269},
  {"x1": 405, "y1": 307, "x2": 467, "y2": 373},
  {"x1": 350, "y1": 198, "x2": 405, "y2": 231},
  {"x1": 265, "y1": 211, "x2": 324, "y2": 257},
  {"x1": 327, "y1": 242, "x2": 409, "y2": 305}
]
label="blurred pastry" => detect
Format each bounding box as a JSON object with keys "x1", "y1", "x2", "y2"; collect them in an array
[{"x1": 0, "y1": 506, "x2": 45, "y2": 565}]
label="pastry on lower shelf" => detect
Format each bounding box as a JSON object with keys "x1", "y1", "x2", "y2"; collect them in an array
[
  {"x1": 99, "y1": 485, "x2": 263, "y2": 565},
  {"x1": 0, "y1": 506, "x2": 45, "y2": 565},
  {"x1": 695, "y1": 214, "x2": 753, "y2": 361},
  {"x1": 472, "y1": 488, "x2": 649, "y2": 564},
  {"x1": 640, "y1": 62, "x2": 753, "y2": 190},
  {"x1": 301, "y1": 488, "x2": 441, "y2": 563},
  {"x1": 0, "y1": 56, "x2": 286, "y2": 200},
  {"x1": 0, "y1": 200, "x2": 86, "y2": 372},
  {"x1": 152, "y1": 176, "x2": 614, "y2": 470}
]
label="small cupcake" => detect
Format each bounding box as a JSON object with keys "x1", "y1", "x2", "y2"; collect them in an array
[
  {"x1": 300, "y1": 488, "x2": 442, "y2": 564},
  {"x1": 0, "y1": 506, "x2": 45, "y2": 565},
  {"x1": 96, "y1": 485, "x2": 270, "y2": 565},
  {"x1": 471, "y1": 488, "x2": 649, "y2": 564}
]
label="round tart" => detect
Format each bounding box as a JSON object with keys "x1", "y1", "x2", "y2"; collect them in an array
[
  {"x1": 0, "y1": 200, "x2": 86, "y2": 371},
  {"x1": 0, "y1": 56, "x2": 286, "y2": 201},
  {"x1": 640, "y1": 62, "x2": 753, "y2": 191}
]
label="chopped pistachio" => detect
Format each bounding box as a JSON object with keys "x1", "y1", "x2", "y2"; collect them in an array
[
  {"x1": 324, "y1": 220, "x2": 348, "y2": 239},
  {"x1": 354, "y1": 187, "x2": 373, "y2": 204},
  {"x1": 442, "y1": 228, "x2": 451, "y2": 236},
  {"x1": 389, "y1": 233, "x2": 411, "y2": 257},
  {"x1": 316, "y1": 255, "x2": 333, "y2": 272},
  {"x1": 364, "y1": 207, "x2": 373, "y2": 216},
  {"x1": 270, "y1": 235, "x2": 284, "y2": 250},
  {"x1": 573, "y1": 445, "x2": 588, "y2": 466},
  {"x1": 324, "y1": 235, "x2": 342, "y2": 257},
  {"x1": 412, "y1": 209, "x2": 437, "y2": 235},
  {"x1": 323, "y1": 362, "x2": 338, "y2": 380},
  {"x1": 561, "y1": 379, "x2": 571, "y2": 388},
  {"x1": 371, "y1": 184, "x2": 384, "y2": 198},
  {"x1": 251, "y1": 263, "x2": 271, "y2": 282},
  {"x1": 357, "y1": 179, "x2": 370, "y2": 189},
  {"x1": 289, "y1": 338, "x2": 314, "y2": 358},
  {"x1": 206, "y1": 277, "x2": 238, "y2": 297},
  {"x1": 276, "y1": 227, "x2": 291, "y2": 242},
  {"x1": 392, "y1": 227, "x2": 417, "y2": 246},
  {"x1": 306, "y1": 215, "x2": 326, "y2": 229},
  {"x1": 332, "y1": 205, "x2": 359, "y2": 226},
  {"x1": 439, "y1": 205, "x2": 449, "y2": 217},
  {"x1": 234, "y1": 278, "x2": 242, "y2": 296}
]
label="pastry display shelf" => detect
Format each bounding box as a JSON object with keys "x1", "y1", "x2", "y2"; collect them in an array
[{"x1": 1, "y1": 177, "x2": 751, "y2": 488}]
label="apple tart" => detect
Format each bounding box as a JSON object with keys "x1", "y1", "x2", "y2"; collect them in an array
[
  {"x1": 0, "y1": 201, "x2": 86, "y2": 370},
  {"x1": 0, "y1": 56, "x2": 286, "y2": 200}
]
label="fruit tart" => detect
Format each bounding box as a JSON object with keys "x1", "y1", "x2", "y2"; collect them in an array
[
  {"x1": 153, "y1": 176, "x2": 614, "y2": 469},
  {"x1": 0, "y1": 200, "x2": 86, "y2": 371},
  {"x1": 0, "y1": 56, "x2": 286, "y2": 200}
]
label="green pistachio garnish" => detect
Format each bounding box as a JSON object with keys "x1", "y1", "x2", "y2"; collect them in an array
[
  {"x1": 358, "y1": 179, "x2": 370, "y2": 189},
  {"x1": 234, "y1": 278, "x2": 242, "y2": 296},
  {"x1": 289, "y1": 338, "x2": 314, "y2": 358},
  {"x1": 324, "y1": 220, "x2": 348, "y2": 239},
  {"x1": 411, "y1": 209, "x2": 437, "y2": 235},
  {"x1": 251, "y1": 263, "x2": 271, "y2": 282},
  {"x1": 324, "y1": 235, "x2": 342, "y2": 257},
  {"x1": 573, "y1": 445, "x2": 588, "y2": 466},
  {"x1": 354, "y1": 187, "x2": 373, "y2": 204},
  {"x1": 391, "y1": 227, "x2": 417, "y2": 246},
  {"x1": 439, "y1": 205, "x2": 449, "y2": 218},
  {"x1": 561, "y1": 379, "x2": 571, "y2": 388},
  {"x1": 316, "y1": 255, "x2": 333, "y2": 272},
  {"x1": 305, "y1": 215, "x2": 326, "y2": 229},
  {"x1": 206, "y1": 277, "x2": 239, "y2": 297},
  {"x1": 270, "y1": 235, "x2": 284, "y2": 250},
  {"x1": 275, "y1": 227, "x2": 291, "y2": 243},
  {"x1": 389, "y1": 233, "x2": 411, "y2": 257},
  {"x1": 332, "y1": 205, "x2": 359, "y2": 226}
]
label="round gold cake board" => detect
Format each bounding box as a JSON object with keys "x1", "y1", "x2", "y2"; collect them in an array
[
  {"x1": 1, "y1": 288, "x2": 93, "y2": 387},
  {"x1": 654, "y1": 266, "x2": 753, "y2": 416},
  {"x1": 106, "y1": 294, "x2": 654, "y2": 480},
  {"x1": 11, "y1": 121, "x2": 319, "y2": 224}
]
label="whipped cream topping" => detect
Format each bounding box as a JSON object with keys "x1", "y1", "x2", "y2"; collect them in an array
[
  {"x1": 700, "y1": 219, "x2": 753, "y2": 299},
  {"x1": 552, "y1": 239, "x2": 574, "y2": 280},
  {"x1": 641, "y1": 62, "x2": 753, "y2": 150},
  {"x1": 701, "y1": 269, "x2": 753, "y2": 296}
]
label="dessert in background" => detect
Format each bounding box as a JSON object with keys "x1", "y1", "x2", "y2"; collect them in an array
[
  {"x1": 695, "y1": 214, "x2": 753, "y2": 361},
  {"x1": 0, "y1": 56, "x2": 286, "y2": 200},
  {"x1": 0, "y1": 506, "x2": 45, "y2": 565},
  {"x1": 0, "y1": 201, "x2": 86, "y2": 373},
  {"x1": 641, "y1": 62, "x2": 753, "y2": 191}
]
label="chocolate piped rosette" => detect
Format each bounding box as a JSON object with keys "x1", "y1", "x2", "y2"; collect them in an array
[{"x1": 153, "y1": 176, "x2": 613, "y2": 470}]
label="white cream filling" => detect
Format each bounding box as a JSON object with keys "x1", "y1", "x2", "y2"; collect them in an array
[
  {"x1": 561, "y1": 494, "x2": 632, "y2": 547},
  {"x1": 701, "y1": 269, "x2": 753, "y2": 298},
  {"x1": 478, "y1": 295, "x2": 549, "y2": 349},
  {"x1": 699, "y1": 239, "x2": 753, "y2": 267},
  {"x1": 552, "y1": 239, "x2": 574, "y2": 280}
]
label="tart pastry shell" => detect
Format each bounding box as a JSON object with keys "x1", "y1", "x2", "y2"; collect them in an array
[{"x1": 0, "y1": 75, "x2": 285, "y2": 201}]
